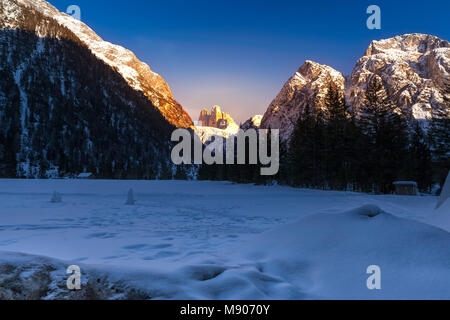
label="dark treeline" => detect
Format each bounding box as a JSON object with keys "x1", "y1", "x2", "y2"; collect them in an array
[{"x1": 199, "y1": 77, "x2": 449, "y2": 195}]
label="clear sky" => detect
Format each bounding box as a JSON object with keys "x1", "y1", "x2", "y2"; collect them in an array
[{"x1": 50, "y1": 0, "x2": 450, "y2": 123}]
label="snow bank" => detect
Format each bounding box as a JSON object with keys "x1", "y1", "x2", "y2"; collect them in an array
[
  {"x1": 2, "y1": 204, "x2": 450, "y2": 299},
  {"x1": 237, "y1": 204, "x2": 450, "y2": 299}
]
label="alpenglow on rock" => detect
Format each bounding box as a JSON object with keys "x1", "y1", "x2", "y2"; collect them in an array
[
  {"x1": 241, "y1": 115, "x2": 263, "y2": 131},
  {"x1": 261, "y1": 34, "x2": 450, "y2": 142},
  {"x1": 260, "y1": 60, "x2": 345, "y2": 142},
  {"x1": 1, "y1": 0, "x2": 193, "y2": 128}
]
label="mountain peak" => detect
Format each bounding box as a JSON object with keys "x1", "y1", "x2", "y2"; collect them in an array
[
  {"x1": 241, "y1": 115, "x2": 263, "y2": 131},
  {"x1": 198, "y1": 105, "x2": 237, "y2": 130},
  {"x1": 0, "y1": 0, "x2": 191, "y2": 178},
  {"x1": 261, "y1": 34, "x2": 449, "y2": 142},
  {"x1": 2, "y1": 0, "x2": 193, "y2": 128},
  {"x1": 297, "y1": 60, "x2": 344, "y2": 83}
]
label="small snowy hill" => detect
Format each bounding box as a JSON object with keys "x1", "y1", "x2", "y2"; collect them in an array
[{"x1": 238, "y1": 204, "x2": 450, "y2": 299}]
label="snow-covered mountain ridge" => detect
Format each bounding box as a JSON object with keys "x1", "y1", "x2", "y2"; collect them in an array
[
  {"x1": 1, "y1": 0, "x2": 193, "y2": 128},
  {"x1": 261, "y1": 34, "x2": 450, "y2": 142},
  {"x1": 0, "y1": 0, "x2": 190, "y2": 178}
]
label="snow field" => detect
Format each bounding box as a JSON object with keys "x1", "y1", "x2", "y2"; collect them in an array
[{"x1": 0, "y1": 179, "x2": 448, "y2": 299}]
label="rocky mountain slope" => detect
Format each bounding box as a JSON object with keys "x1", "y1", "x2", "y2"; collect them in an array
[
  {"x1": 0, "y1": 0, "x2": 191, "y2": 178},
  {"x1": 1, "y1": 0, "x2": 193, "y2": 128},
  {"x1": 261, "y1": 60, "x2": 345, "y2": 141},
  {"x1": 194, "y1": 124, "x2": 240, "y2": 144},
  {"x1": 348, "y1": 34, "x2": 449, "y2": 120},
  {"x1": 261, "y1": 34, "x2": 450, "y2": 142},
  {"x1": 241, "y1": 115, "x2": 262, "y2": 131}
]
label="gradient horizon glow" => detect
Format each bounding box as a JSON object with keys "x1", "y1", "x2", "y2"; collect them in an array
[{"x1": 50, "y1": 0, "x2": 450, "y2": 123}]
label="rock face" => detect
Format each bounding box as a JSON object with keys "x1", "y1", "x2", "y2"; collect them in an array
[
  {"x1": 195, "y1": 107, "x2": 240, "y2": 143},
  {"x1": 241, "y1": 115, "x2": 263, "y2": 131},
  {"x1": 347, "y1": 34, "x2": 450, "y2": 119},
  {"x1": 260, "y1": 60, "x2": 345, "y2": 142},
  {"x1": 194, "y1": 124, "x2": 240, "y2": 144},
  {"x1": 0, "y1": 0, "x2": 187, "y2": 178},
  {"x1": 261, "y1": 34, "x2": 450, "y2": 142},
  {"x1": 1, "y1": 0, "x2": 193, "y2": 128},
  {"x1": 198, "y1": 105, "x2": 237, "y2": 129}
]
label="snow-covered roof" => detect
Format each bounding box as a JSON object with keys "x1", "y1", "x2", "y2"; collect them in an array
[
  {"x1": 77, "y1": 173, "x2": 93, "y2": 178},
  {"x1": 393, "y1": 181, "x2": 418, "y2": 186}
]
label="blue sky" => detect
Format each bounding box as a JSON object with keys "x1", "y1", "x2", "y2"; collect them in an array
[{"x1": 50, "y1": 0, "x2": 450, "y2": 123}]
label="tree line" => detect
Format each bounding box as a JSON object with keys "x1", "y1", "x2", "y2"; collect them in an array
[{"x1": 199, "y1": 76, "x2": 449, "y2": 194}]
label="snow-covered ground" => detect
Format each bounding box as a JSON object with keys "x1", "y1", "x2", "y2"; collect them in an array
[{"x1": 0, "y1": 179, "x2": 449, "y2": 299}]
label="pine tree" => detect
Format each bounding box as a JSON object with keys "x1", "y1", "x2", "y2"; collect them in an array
[
  {"x1": 358, "y1": 76, "x2": 410, "y2": 194},
  {"x1": 288, "y1": 103, "x2": 325, "y2": 188}
]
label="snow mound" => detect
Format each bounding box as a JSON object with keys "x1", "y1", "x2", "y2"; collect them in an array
[{"x1": 236, "y1": 205, "x2": 450, "y2": 299}]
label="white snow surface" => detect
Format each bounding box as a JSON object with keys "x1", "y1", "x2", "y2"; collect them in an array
[
  {"x1": 249, "y1": 115, "x2": 263, "y2": 127},
  {"x1": 8, "y1": 0, "x2": 174, "y2": 101},
  {"x1": 194, "y1": 123, "x2": 241, "y2": 143},
  {"x1": 0, "y1": 179, "x2": 449, "y2": 299}
]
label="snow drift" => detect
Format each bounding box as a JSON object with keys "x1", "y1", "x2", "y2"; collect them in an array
[{"x1": 2, "y1": 202, "x2": 449, "y2": 300}]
